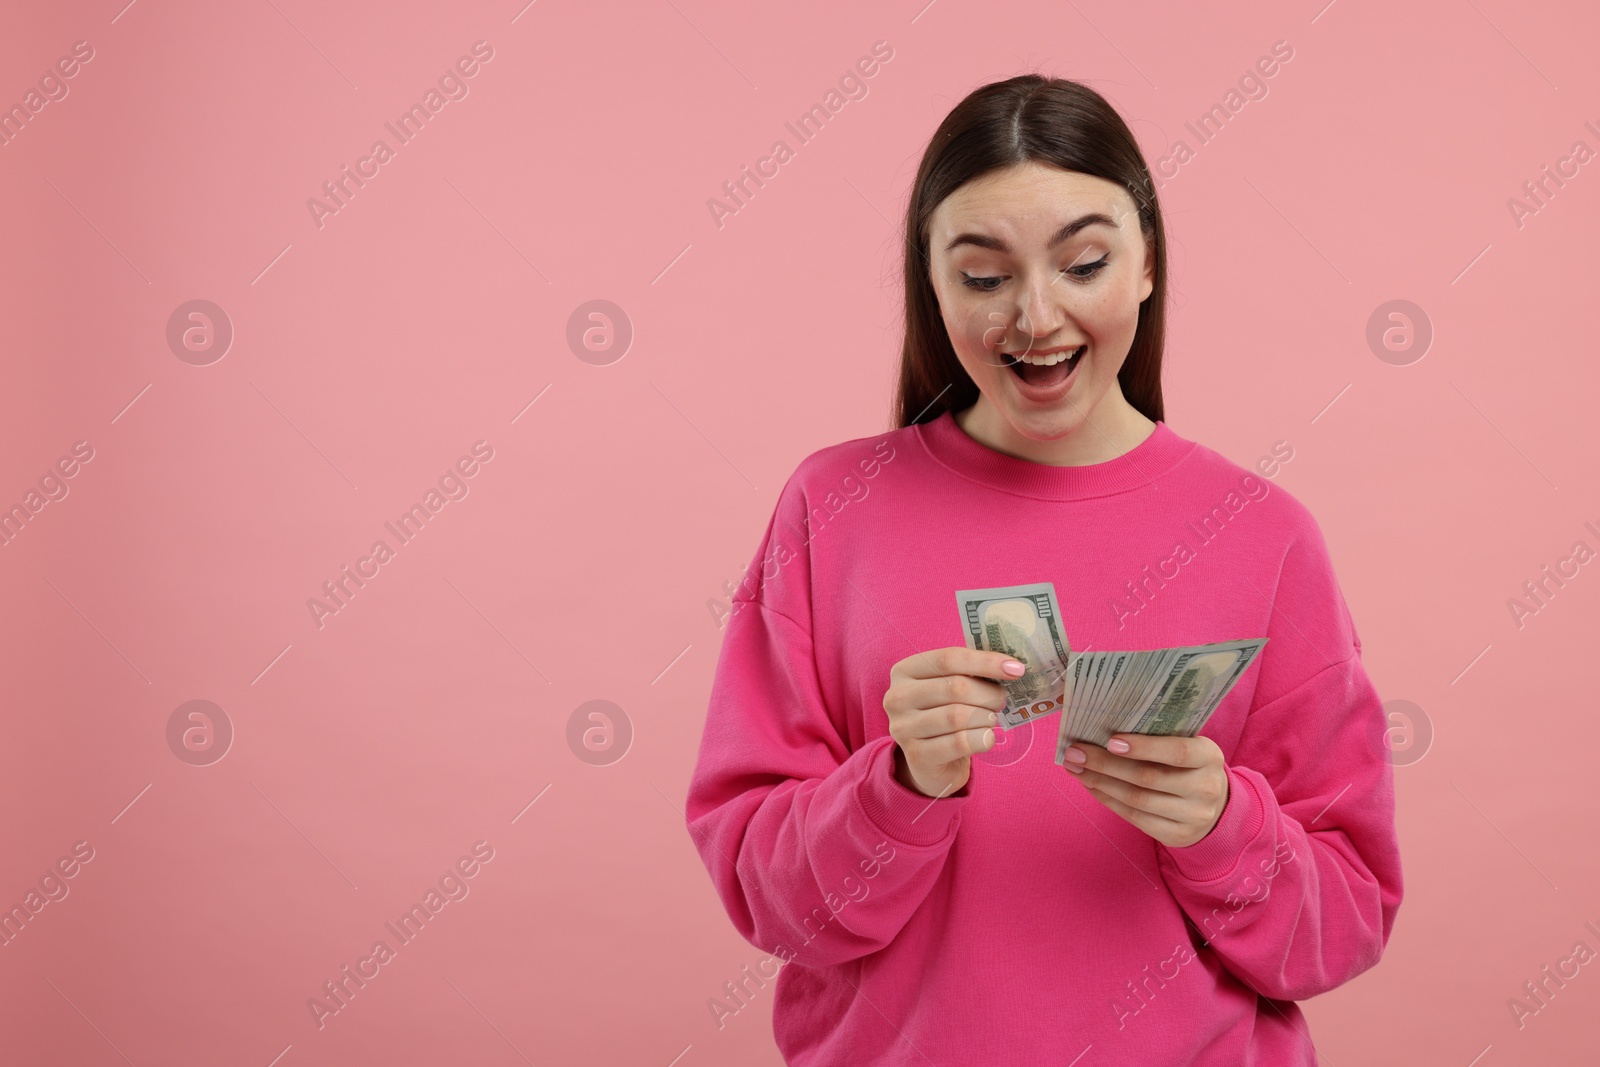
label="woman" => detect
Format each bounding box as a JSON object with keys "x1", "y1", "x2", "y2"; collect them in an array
[{"x1": 685, "y1": 74, "x2": 1402, "y2": 1066}]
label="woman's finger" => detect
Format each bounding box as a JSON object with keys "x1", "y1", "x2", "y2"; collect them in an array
[
  {"x1": 895, "y1": 646, "x2": 1026, "y2": 684},
  {"x1": 898, "y1": 674, "x2": 1008, "y2": 715},
  {"x1": 1067, "y1": 744, "x2": 1189, "y2": 795},
  {"x1": 1076, "y1": 767, "x2": 1194, "y2": 821},
  {"x1": 1082, "y1": 783, "x2": 1190, "y2": 841},
  {"x1": 1105, "y1": 733, "x2": 1217, "y2": 769},
  {"x1": 895, "y1": 702, "x2": 997, "y2": 741},
  {"x1": 916, "y1": 724, "x2": 996, "y2": 764}
]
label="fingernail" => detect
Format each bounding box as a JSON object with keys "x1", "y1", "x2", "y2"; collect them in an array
[
  {"x1": 989, "y1": 711, "x2": 1000, "y2": 725},
  {"x1": 982, "y1": 728, "x2": 995, "y2": 747},
  {"x1": 1064, "y1": 763, "x2": 1083, "y2": 774},
  {"x1": 1062, "y1": 747, "x2": 1086, "y2": 764},
  {"x1": 1002, "y1": 659, "x2": 1026, "y2": 677},
  {"x1": 1107, "y1": 738, "x2": 1130, "y2": 754}
]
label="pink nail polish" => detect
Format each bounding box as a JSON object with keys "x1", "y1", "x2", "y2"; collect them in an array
[
  {"x1": 1107, "y1": 738, "x2": 1130, "y2": 754},
  {"x1": 1063, "y1": 747, "x2": 1086, "y2": 764}
]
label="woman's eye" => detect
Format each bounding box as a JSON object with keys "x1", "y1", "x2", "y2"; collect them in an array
[
  {"x1": 959, "y1": 256, "x2": 1109, "y2": 291},
  {"x1": 1067, "y1": 255, "x2": 1110, "y2": 279}
]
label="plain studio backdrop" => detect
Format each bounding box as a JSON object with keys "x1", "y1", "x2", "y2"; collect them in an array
[{"x1": 1, "y1": 0, "x2": 1596, "y2": 1063}]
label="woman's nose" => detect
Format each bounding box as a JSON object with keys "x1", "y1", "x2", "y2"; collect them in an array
[{"x1": 1013, "y1": 280, "x2": 1067, "y2": 342}]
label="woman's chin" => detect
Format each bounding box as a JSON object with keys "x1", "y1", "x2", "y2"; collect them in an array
[{"x1": 991, "y1": 388, "x2": 1093, "y2": 439}]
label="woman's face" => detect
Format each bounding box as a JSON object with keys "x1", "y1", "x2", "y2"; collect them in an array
[{"x1": 926, "y1": 162, "x2": 1155, "y2": 442}]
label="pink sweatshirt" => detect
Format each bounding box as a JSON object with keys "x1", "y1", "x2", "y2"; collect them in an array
[{"x1": 685, "y1": 412, "x2": 1403, "y2": 1066}]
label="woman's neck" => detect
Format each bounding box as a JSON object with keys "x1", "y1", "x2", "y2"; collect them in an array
[{"x1": 954, "y1": 392, "x2": 1156, "y2": 467}]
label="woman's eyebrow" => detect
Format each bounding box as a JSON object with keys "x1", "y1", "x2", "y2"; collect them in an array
[{"x1": 943, "y1": 212, "x2": 1119, "y2": 254}]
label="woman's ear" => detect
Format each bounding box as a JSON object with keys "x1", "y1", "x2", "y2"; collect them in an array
[{"x1": 1139, "y1": 231, "x2": 1156, "y2": 304}]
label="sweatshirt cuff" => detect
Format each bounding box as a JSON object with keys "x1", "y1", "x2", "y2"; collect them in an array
[
  {"x1": 854, "y1": 737, "x2": 966, "y2": 848},
  {"x1": 1157, "y1": 764, "x2": 1269, "y2": 883}
]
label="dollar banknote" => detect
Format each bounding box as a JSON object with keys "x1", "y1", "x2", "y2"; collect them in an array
[
  {"x1": 1054, "y1": 638, "x2": 1269, "y2": 763},
  {"x1": 954, "y1": 582, "x2": 1073, "y2": 729}
]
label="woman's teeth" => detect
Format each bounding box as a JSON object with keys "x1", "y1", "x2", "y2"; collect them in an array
[
  {"x1": 1003, "y1": 345, "x2": 1085, "y2": 368},
  {"x1": 1002, "y1": 344, "x2": 1084, "y2": 389},
  {"x1": 1013, "y1": 350, "x2": 1073, "y2": 366}
]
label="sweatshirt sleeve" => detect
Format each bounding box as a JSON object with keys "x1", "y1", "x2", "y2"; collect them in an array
[
  {"x1": 1152, "y1": 508, "x2": 1404, "y2": 1002},
  {"x1": 684, "y1": 463, "x2": 969, "y2": 969}
]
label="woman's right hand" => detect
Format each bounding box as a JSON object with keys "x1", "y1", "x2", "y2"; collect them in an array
[{"x1": 883, "y1": 648, "x2": 1026, "y2": 798}]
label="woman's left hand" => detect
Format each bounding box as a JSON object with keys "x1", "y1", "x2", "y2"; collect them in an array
[{"x1": 1060, "y1": 734, "x2": 1230, "y2": 849}]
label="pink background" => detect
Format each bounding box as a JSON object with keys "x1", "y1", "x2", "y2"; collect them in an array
[{"x1": 2, "y1": 0, "x2": 1597, "y2": 1063}]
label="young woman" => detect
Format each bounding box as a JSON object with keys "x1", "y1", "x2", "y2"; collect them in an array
[{"x1": 685, "y1": 74, "x2": 1402, "y2": 1066}]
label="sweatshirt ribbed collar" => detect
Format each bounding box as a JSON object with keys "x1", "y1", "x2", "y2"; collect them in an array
[{"x1": 914, "y1": 409, "x2": 1195, "y2": 502}]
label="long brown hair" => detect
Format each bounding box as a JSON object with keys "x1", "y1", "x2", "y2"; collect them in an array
[{"x1": 892, "y1": 75, "x2": 1168, "y2": 428}]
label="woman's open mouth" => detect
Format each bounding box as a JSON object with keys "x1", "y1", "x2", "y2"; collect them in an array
[{"x1": 1001, "y1": 344, "x2": 1085, "y2": 394}]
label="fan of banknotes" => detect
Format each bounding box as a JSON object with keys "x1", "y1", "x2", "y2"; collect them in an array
[{"x1": 954, "y1": 582, "x2": 1267, "y2": 768}]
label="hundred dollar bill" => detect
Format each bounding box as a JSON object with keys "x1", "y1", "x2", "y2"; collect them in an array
[
  {"x1": 954, "y1": 582, "x2": 1072, "y2": 730},
  {"x1": 1129, "y1": 639, "x2": 1268, "y2": 736},
  {"x1": 1055, "y1": 638, "x2": 1268, "y2": 760}
]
